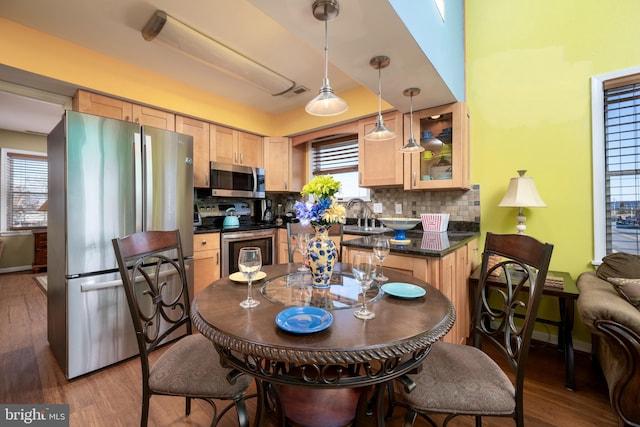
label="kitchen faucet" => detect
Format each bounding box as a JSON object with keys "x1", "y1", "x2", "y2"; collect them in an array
[{"x1": 346, "y1": 198, "x2": 374, "y2": 230}]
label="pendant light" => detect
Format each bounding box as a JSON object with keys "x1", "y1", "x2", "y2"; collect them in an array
[
  {"x1": 365, "y1": 56, "x2": 396, "y2": 141},
  {"x1": 400, "y1": 88, "x2": 425, "y2": 152},
  {"x1": 305, "y1": 0, "x2": 348, "y2": 116}
]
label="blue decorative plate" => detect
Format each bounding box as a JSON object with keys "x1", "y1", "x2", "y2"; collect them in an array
[
  {"x1": 382, "y1": 282, "x2": 426, "y2": 299},
  {"x1": 275, "y1": 306, "x2": 333, "y2": 334}
]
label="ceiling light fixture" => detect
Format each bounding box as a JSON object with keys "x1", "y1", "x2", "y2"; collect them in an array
[
  {"x1": 365, "y1": 56, "x2": 395, "y2": 141},
  {"x1": 305, "y1": 0, "x2": 348, "y2": 116},
  {"x1": 141, "y1": 10, "x2": 295, "y2": 96},
  {"x1": 400, "y1": 88, "x2": 425, "y2": 153}
]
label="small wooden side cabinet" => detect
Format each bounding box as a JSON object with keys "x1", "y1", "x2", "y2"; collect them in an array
[{"x1": 33, "y1": 230, "x2": 47, "y2": 273}]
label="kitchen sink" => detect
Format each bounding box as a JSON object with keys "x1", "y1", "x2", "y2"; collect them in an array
[{"x1": 343, "y1": 225, "x2": 393, "y2": 235}]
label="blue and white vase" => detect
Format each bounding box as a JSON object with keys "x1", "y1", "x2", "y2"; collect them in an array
[{"x1": 307, "y1": 225, "x2": 337, "y2": 289}]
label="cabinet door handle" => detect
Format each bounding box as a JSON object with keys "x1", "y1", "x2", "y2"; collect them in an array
[
  {"x1": 284, "y1": 180, "x2": 288, "y2": 190},
  {"x1": 205, "y1": 172, "x2": 209, "y2": 186},
  {"x1": 235, "y1": 152, "x2": 238, "y2": 163},
  {"x1": 413, "y1": 171, "x2": 417, "y2": 187},
  {"x1": 216, "y1": 252, "x2": 219, "y2": 264},
  {"x1": 240, "y1": 153, "x2": 244, "y2": 164},
  {"x1": 201, "y1": 240, "x2": 207, "y2": 246}
]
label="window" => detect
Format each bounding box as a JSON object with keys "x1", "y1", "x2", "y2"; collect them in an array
[
  {"x1": 1, "y1": 148, "x2": 48, "y2": 230},
  {"x1": 592, "y1": 67, "x2": 640, "y2": 261},
  {"x1": 310, "y1": 134, "x2": 369, "y2": 201}
]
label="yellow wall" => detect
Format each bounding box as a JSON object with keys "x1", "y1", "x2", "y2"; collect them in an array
[
  {"x1": 0, "y1": 18, "x2": 380, "y2": 136},
  {"x1": 466, "y1": 0, "x2": 640, "y2": 277},
  {"x1": 466, "y1": 0, "x2": 640, "y2": 343}
]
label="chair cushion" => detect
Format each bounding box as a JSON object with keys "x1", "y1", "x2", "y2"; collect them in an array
[
  {"x1": 149, "y1": 334, "x2": 253, "y2": 398},
  {"x1": 596, "y1": 252, "x2": 640, "y2": 280},
  {"x1": 400, "y1": 342, "x2": 515, "y2": 416},
  {"x1": 607, "y1": 277, "x2": 640, "y2": 310}
]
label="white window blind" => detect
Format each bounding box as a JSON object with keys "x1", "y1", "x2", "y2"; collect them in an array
[
  {"x1": 603, "y1": 74, "x2": 640, "y2": 254},
  {"x1": 6, "y1": 152, "x2": 48, "y2": 230},
  {"x1": 311, "y1": 135, "x2": 359, "y2": 176}
]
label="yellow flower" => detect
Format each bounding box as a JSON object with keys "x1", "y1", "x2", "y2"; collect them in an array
[{"x1": 321, "y1": 201, "x2": 346, "y2": 225}]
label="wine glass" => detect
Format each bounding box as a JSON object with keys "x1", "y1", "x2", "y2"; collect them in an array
[
  {"x1": 373, "y1": 238, "x2": 390, "y2": 282},
  {"x1": 351, "y1": 252, "x2": 377, "y2": 320},
  {"x1": 296, "y1": 233, "x2": 311, "y2": 272},
  {"x1": 238, "y1": 247, "x2": 262, "y2": 308}
]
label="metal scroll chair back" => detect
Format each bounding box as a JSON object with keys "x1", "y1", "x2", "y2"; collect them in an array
[
  {"x1": 112, "y1": 230, "x2": 252, "y2": 427},
  {"x1": 396, "y1": 232, "x2": 554, "y2": 427},
  {"x1": 287, "y1": 222, "x2": 344, "y2": 263}
]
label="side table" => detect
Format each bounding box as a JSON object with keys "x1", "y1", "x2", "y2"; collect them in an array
[{"x1": 469, "y1": 267, "x2": 578, "y2": 390}]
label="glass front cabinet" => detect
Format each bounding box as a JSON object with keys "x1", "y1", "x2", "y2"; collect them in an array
[{"x1": 403, "y1": 102, "x2": 470, "y2": 191}]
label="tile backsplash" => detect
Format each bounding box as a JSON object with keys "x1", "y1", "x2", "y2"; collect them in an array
[
  {"x1": 268, "y1": 185, "x2": 480, "y2": 223},
  {"x1": 368, "y1": 185, "x2": 480, "y2": 223}
]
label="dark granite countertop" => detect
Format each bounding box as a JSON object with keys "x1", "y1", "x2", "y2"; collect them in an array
[{"x1": 342, "y1": 227, "x2": 480, "y2": 258}]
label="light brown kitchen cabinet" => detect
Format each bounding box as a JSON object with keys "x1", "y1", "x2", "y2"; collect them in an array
[
  {"x1": 358, "y1": 111, "x2": 404, "y2": 187},
  {"x1": 132, "y1": 104, "x2": 175, "y2": 131},
  {"x1": 211, "y1": 125, "x2": 263, "y2": 168},
  {"x1": 176, "y1": 116, "x2": 210, "y2": 188},
  {"x1": 264, "y1": 137, "x2": 306, "y2": 192},
  {"x1": 403, "y1": 102, "x2": 470, "y2": 191},
  {"x1": 193, "y1": 233, "x2": 220, "y2": 296},
  {"x1": 73, "y1": 89, "x2": 175, "y2": 130},
  {"x1": 73, "y1": 90, "x2": 133, "y2": 121},
  {"x1": 343, "y1": 237, "x2": 478, "y2": 344}
]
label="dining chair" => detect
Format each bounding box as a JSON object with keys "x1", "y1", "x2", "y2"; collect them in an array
[
  {"x1": 112, "y1": 230, "x2": 253, "y2": 427},
  {"x1": 394, "y1": 232, "x2": 554, "y2": 427},
  {"x1": 287, "y1": 222, "x2": 344, "y2": 263}
]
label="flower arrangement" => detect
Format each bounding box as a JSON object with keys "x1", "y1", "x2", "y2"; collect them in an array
[{"x1": 294, "y1": 175, "x2": 346, "y2": 227}]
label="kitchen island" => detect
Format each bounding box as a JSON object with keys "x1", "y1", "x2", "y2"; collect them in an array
[{"x1": 342, "y1": 226, "x2": 480, "y2": 344}]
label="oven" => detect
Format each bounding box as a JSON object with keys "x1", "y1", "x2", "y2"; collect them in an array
[{"x1": 221, "y1": 228, "x2": 276, "y2": 276}]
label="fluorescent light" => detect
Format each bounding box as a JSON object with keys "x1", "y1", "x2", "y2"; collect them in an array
[{"x1": 142, "y1": 10, "x2": 295, "y2": 96}]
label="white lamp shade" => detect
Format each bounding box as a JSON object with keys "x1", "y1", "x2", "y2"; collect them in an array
[{"x1": 498, "y1": 170, "x2": 546, "y2": 208}]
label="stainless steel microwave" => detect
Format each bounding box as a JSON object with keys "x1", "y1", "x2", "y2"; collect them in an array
[{"x1": 210, "y1": 161, "x2": 265, "y2": 199}]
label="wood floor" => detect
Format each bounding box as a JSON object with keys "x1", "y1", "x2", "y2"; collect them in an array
[{"x1": 0, "y1": 271, "x2": 619, "y2": 427}]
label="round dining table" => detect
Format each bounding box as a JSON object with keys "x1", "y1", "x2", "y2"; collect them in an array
[{"x1": 191, "y1": 262, "x2": 455, "y2": 427}]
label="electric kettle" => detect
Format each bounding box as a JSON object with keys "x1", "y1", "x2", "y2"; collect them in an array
[{"x1": 222, "y1": 207, "x2": 240, "y2": 229}]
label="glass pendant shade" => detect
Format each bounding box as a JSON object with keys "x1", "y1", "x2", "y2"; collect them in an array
[
  {"x1": 365, "y1": 56, "x2": 395, "y2": 141},
  {"x1": 400, "y1": 88, "x2": 425, "y2": 153},
  {"x1": 306, "y1": 0, "x2": 348, "y2": 117},
  {"x1": 306, "y1": 78, "x2": 348, "y2": 116}
]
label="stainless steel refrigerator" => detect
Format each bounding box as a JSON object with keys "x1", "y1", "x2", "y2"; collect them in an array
[{"x1": 47, "y1": 111, "x2": 194, "y2": 379}]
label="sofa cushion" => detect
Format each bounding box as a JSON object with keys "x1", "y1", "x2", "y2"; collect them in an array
[
  {"x1": 596, "y1": 252, "x2": 640, "y2": 280},
  {"x1": 607, "y1": 277, "x2": 640, "y2": 310},
  {"x1": 576, "y1": 272, "x2": 640, "y2": 333}
]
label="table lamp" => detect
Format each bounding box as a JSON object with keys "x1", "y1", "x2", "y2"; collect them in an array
[{"x1": 498, "y1": 170, "x2": 546, "y2": 234}]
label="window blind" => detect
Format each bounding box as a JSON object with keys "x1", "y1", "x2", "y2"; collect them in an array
[
  {"x1": 604, "y1": 77, "x2": 640, "y2": 254},
  {"x1": 6, "y1": 152, "x2": 48, "y2": 230},
  {"x1": 311, "y1": 134, "x2": 359, "y2": 176}
]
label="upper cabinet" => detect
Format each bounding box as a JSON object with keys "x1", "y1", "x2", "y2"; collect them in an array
[
  {"x1": 263, "y1": 137, "x2": 306, "y2": 192},
  {"x1": 357, "y1": 111, "x2": 404, "y2": 187},
  {"x1": 211, "y1": 125, "x2": 263, "y2": 168},
  {"x1": 73, "y1": 90, "x2": 175, "y2": 130},
  {"x1": 176, "y1": 116, "x2": 210, "y2": 188},
  {"x1": 403, "y1": 102, "x2": 470, "y2": 191}
]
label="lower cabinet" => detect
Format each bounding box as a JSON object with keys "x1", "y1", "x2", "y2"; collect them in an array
[
  {"x1": 33, "y1": 230, "x2": 47, "y2": 273},
  {"x1": 344, "y1": 238, "x2": 478, "y2": 344},
  {"x1": 193, "y1": 233, "x2": 220, "y2": 296}
]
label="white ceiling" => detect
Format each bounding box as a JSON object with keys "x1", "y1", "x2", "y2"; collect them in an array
[{"x1": 0, "y1": 0, "x2": 456, "y2": 135}]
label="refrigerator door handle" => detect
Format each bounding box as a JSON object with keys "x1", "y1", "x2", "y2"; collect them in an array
[
  {"x1": 144, "y1": 133, "x2": 154, "y2": 231},
  {"x1": 134, "y1": 132, "x2": 143, "y2": 232}
]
